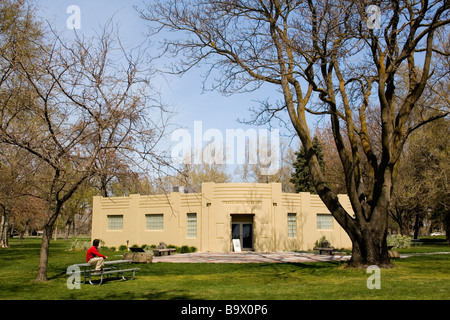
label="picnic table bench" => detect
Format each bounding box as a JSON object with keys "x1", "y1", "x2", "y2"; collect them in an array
[
  {"x1": 153, "y1": 248, "x2": 176, "y2": 256},
  {"x1": 66, "y1": 259, "x2": 140, "y2": 285},
  {"x1": 313, "y1": 247, "x2": 337, "y2": 255}
]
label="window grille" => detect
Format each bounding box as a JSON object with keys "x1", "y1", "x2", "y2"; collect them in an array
[
  {"x1": 317, "y1": 214, "x2": 333, "y2": 229},
  {"x1": 288, "y1": 213, "x2": 296, "y2": 238},
  {"x1": 107, "y1": 215, "x2": 123, "y2": 230},
  {"x1": 187, "y1": 213, "x2": 197, "y2": 238},
  {"x1": 146, "y1": 214, "x2": 164, "y2": 230}
]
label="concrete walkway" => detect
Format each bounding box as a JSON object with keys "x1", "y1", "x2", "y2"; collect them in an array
[
  {"x1": 152, "y1": 251, "x2": 351, "y2": 263},
  {"x1": 151, "y1": 251, "x2": 450, "y2": 263}
]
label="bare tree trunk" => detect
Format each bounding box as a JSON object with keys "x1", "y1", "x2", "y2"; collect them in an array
[
  {"x1": 413, "y1": 212, "x2": 423, "y2": 240},
  {"x1": 35, "y1": 224, "x2": 52, "y2": 282},
  {"x1": 0, "y1": 207, "x2": 11, "y2": 248},
  {"x1": 348, "y1": 206, "x2": 391, "y2": 268},
  {"x1": 445, "y1": 213, "x2": 450, "y2": 244},
  {"x1": 35, "y1": 204, "x2": 60, "y2": 282}
]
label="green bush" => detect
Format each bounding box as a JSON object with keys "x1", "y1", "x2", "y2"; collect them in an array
[
  {"x1": 387, "y1": 234, "x2": 412, "y2": 249},
  {"x1": 176, "y1": 245, "x2": 197, "y2": 253},
  {"x1": 180, "y1": 245, "x2": 190, "y2": 253},
  {"x1": 66, "y1": 239, "x2": 91, "y2": 251},
  {"x1": 142, "y1": 244, "x2": 157, "y2": 250},
  {"x1": 314, "y1": 236, "x2": 331, "y2": 248}
]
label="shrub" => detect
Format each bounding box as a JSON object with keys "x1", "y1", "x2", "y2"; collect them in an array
[
  {"x1": 180, "y1": 245, "x2": 190, "y2": 253},
  {"x1": 314, "y1": 236, "x2": 331, "y2": 248},
  {"x1": 387, "y1": 234, "x2": 412, "y2": 249},
  {"x1": 67, "y1": 239, "x2": 91, "y2": 251}
]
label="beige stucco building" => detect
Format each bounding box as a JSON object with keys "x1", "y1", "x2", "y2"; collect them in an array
[{"x1": 92, "y1": 182, "x2": 352, "y2": 252}]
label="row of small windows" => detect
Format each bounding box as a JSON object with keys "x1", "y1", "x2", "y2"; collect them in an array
[
  {"x1": 107, "y1": 213, "x2": 333, "y2": 236},
  {"x1": 107, "y1": 213, "x2": 197, "y2": 238},
  {"x1": 287, "y1": 213, "x2": 333, "y2": 237}
]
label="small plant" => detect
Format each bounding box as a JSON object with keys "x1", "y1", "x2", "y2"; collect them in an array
[{"x1": 314, "y1": 236, "x2": 331, "y2": 248}]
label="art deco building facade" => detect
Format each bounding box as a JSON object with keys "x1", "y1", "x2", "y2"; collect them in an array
[{"x1": 92, "y1": 182, "x2": 352, "y2": 251}]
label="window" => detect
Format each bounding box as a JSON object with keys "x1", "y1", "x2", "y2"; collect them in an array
[
  {"x1": 317, "y1": 214, "x2": 333, "y2": 229},
  {"x1": 107, "y1": 215, "x2": 123, "y2": 230},
  {"x1": 146, "y1": 214, "x2": 164, "y2": 230},
  {"x1": 287, "y1": 213, "x2": 296, "y2": 238},
  {"x1": 187, "y1": 213, "x2": 197, "y2": 238}
]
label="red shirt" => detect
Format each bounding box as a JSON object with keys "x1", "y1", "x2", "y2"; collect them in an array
[{"x1": 86, "y1": 246, "x2": 107, "y2": 262}]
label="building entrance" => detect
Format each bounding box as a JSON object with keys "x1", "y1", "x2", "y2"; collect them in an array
[{"x1": 231, "y1": 214, "x2": 254, "y2": 250}]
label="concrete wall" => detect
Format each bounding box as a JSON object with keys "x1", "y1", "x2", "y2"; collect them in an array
[{"x1": 91, "y1": 182, "x2": 353, "y2": 251}]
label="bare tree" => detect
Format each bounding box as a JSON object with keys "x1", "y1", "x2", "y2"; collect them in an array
[
  {"x1": 235, "y1": 138, "x2": 296, "y2": 192},
  {"x1": 0, "y1": 145, "x2": 41, "y2": 247},
  {"x1": 390, "y1": 117, "x2": 450, "y2": 239},
  {"x1": 0, "y1": 0, "x2": 44, "y2": 248},
  {"x1": 140, "y1": 0, "x2": 449, "y2": 267},
  {"x1": 1, "y1": 5, "x2": 170, "y2": 280}
]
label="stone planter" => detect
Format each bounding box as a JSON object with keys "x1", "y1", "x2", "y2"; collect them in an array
[{"x1": 122, "y1": 252, "x2": 153, "y2": 263}]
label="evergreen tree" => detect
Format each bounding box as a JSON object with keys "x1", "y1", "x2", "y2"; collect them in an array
[{"x1": 290, "y1": 136, "x2": 325, "y2": 193}]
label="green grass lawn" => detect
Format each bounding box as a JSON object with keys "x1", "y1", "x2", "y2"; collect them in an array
[{"x1": 0, "y1": 238, "x2": 449, "y2": 300}]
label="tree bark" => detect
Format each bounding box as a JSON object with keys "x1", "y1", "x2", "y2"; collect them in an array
[
  {"x1": 445, "y1": 213, "x2": 450, "y2": 244},
  {"x1": 35, "y1": 205, "x2": 60, "y2": 282},
  {"x1": 0, "y1": 206, "x2": 11, "y2": 248},
  {"x1": 348, "y1": 206, "x2": 391, "y2": 268},
  {"x1": 35, "y1": 224, "x2": 52, "y2": 282}
]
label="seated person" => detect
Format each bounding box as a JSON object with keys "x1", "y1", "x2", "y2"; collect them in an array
[{"x1": 86, "y1": 239, "x2": 108, "y2": 271}]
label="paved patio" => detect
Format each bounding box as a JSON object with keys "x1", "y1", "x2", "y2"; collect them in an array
[{"x1": 152, "y1": 251, "x2": 351, "y2": 263}]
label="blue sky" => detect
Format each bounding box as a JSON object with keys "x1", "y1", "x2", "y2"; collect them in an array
[
  {"x1": 37, "y1": 1, "x2": 292, "y2": 127},
  {"x1": 36, "y1": 0, "x2": 306, "y2": 165}
]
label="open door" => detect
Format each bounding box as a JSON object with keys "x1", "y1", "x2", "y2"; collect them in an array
[{"x1": 231, "y1": 214, "x2": 254, "y2": 251}]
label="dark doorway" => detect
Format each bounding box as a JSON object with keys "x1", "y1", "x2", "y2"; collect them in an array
[{"x1": 231, "y1": 214, "x2": 254, "y2": 250}]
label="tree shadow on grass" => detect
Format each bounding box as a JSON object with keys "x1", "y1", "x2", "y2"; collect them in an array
[
  {"x1": 102, "y1": 290, "x2": 196, "y2": 300},
  {"x1": 259, "y1": 261, "x2": 349, "y2": 280}
]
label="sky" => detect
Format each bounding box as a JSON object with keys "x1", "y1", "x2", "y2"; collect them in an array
[
  {"x1": 36, "y1": 1, "x2": 295, "y2": 127},
  {"x1": 35, "y1": 0, "x2": 306, "y2": 173}
]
